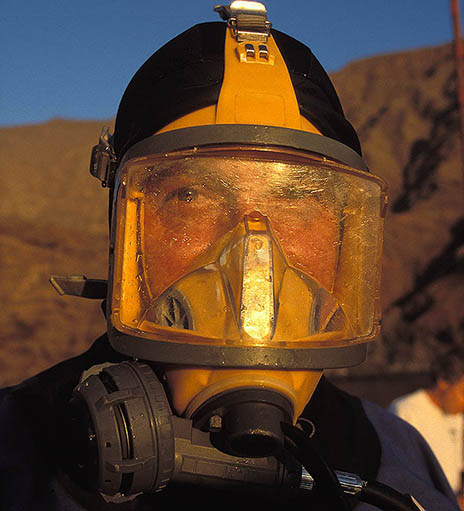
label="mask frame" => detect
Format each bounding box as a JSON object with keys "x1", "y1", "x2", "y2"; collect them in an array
[{"x1": 107, "y1": 124, "x2": 387, "y2": 370}]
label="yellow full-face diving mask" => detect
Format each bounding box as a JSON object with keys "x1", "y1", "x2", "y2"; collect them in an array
[
  {"x1": 107, "y1": 129, "x2": 387, "y2": 455},
  {"x1": 101, "y1": 2, "x2": 387, "y2": 458},
  {"x1": 64, "y1": 4, "x2": 395, "y2": 498},
  {"x1": 112, "y1": 144, "x2": 386, "y2": 352}
]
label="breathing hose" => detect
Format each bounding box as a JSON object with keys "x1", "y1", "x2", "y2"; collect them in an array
[
  {"x1": 282, "y1": 422, "x2": 424, "y2": 511},
  {"x1": 281, "y1": 422, "x2": 352, "y2": 510},
  {"x1": 358, "y1": 480, "x2": 424, "y2": 511},
  {"x1": 67, "y1": 362, "x2": 425, "y2": 510}
]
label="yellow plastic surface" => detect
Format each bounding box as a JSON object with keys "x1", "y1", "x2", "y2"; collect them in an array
[{"x1": 109, "y1": 25, "x2": 386, "y2": 420}]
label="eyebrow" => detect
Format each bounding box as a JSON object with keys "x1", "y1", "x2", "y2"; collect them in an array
[
  {"x1": 145, "y1": 160, "x2": 239, "y2": 202},
  {"x1": 144, "y1": 158, "x2": 332, "y2": 203}
]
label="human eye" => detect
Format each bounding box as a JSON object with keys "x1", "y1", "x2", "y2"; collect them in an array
[{"x1": 164, "y1": 186, "x2": 200, "y2": 203}]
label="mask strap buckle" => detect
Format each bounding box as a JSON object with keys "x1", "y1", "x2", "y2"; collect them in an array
[
  {"x1": 89, "y1": 126, "x2": 118, "y2": 187},
  {"x1": 215, "y1": 1, "x2": 272, "y2": 43}
]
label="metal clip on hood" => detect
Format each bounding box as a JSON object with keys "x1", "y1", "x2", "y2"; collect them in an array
[{"x1": 214, "y1": 1, "x2": 271, "y2": 42}]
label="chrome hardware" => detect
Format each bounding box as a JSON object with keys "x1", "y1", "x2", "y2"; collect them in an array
[
  {"x1": 258, "y1": 43, "x2": 268, "y2": 60},
  {"x1": 300, "y1": 468, "x2": 366, "y2": 495},
  {"x1": 245, "y1": 43, "x2": 255, "y2": 58},
  {"x1": 336, "y1": 470, "x2": 366, "y2": 495},
  {"x1": 300, "y1": 467, "x2": 315, "y2": 492},
  {"x1": 215, "y1": 1, "x2": 272, "y2": 43}
]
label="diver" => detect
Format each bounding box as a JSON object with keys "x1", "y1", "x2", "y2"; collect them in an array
[{"x1": 0, "y1": 2, "x2": 459, "y2": 510}]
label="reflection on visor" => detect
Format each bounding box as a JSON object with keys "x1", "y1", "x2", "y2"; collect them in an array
[
  {"x1": 111, "y1": 147, "x2": 386, "y2": 349},
  {"x1": 143, "y1": 214, "x2": 348, "y2": 345}
]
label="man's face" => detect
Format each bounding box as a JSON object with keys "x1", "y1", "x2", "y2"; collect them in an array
[
  {"x1": 439, "y1": 376, "x2": 464, "y2": 415},
  {"x1": 112, "y1": 147, "x2": 385, "y2": 346},
  {"x1": 140, "y1": 154, "x2": 340, "y2": 299}
]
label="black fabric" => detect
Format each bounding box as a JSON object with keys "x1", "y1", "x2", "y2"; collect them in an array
[
  {"x1": 0, "y1": 339, "x2": 460, "y2": 509},
  {"x1": 301, "y1": 376, "x2": 381, "y2": 482},
  {"x1": 0, "y1": 334, "x2": 128, "y2": 511},
  {"x1": 0, "y1": 336, "x2": 379, "y2": 510},
  {"x1": 114, "y1": 23, "x2": 226, "y2": 160},
  {"x1": 113, "y1": 22, "x2": 362, "y2": 160}
]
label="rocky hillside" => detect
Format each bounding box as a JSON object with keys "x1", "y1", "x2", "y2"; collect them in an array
[
  {"x1": 331, "y1": 43, "x2": 463, "y2": 375},
  {"x1": 1, "y1": 43, "x2": 462, "y2": 388}
]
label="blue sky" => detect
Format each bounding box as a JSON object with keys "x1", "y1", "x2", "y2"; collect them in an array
[{"x1": 1, "y1": 0, "x2": 462, "y2": 126}]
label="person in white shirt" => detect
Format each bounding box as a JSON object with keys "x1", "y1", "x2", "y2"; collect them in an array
[{"x1": 389, "y1": 346, "x2": 464, "y2": 499}]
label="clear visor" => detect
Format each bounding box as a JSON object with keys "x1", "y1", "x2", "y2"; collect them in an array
[{"x1": 111, "y1": 146, "x2": 387, "y2": 348}]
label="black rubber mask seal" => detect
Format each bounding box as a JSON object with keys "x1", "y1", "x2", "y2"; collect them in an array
[{"x1": 119, "y1": 124, "x2": 369, "y2": 172}]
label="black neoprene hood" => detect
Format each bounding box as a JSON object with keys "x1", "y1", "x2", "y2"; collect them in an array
[{"x1": 113, "y1": 22, "x2": 362, "y2": 160}]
